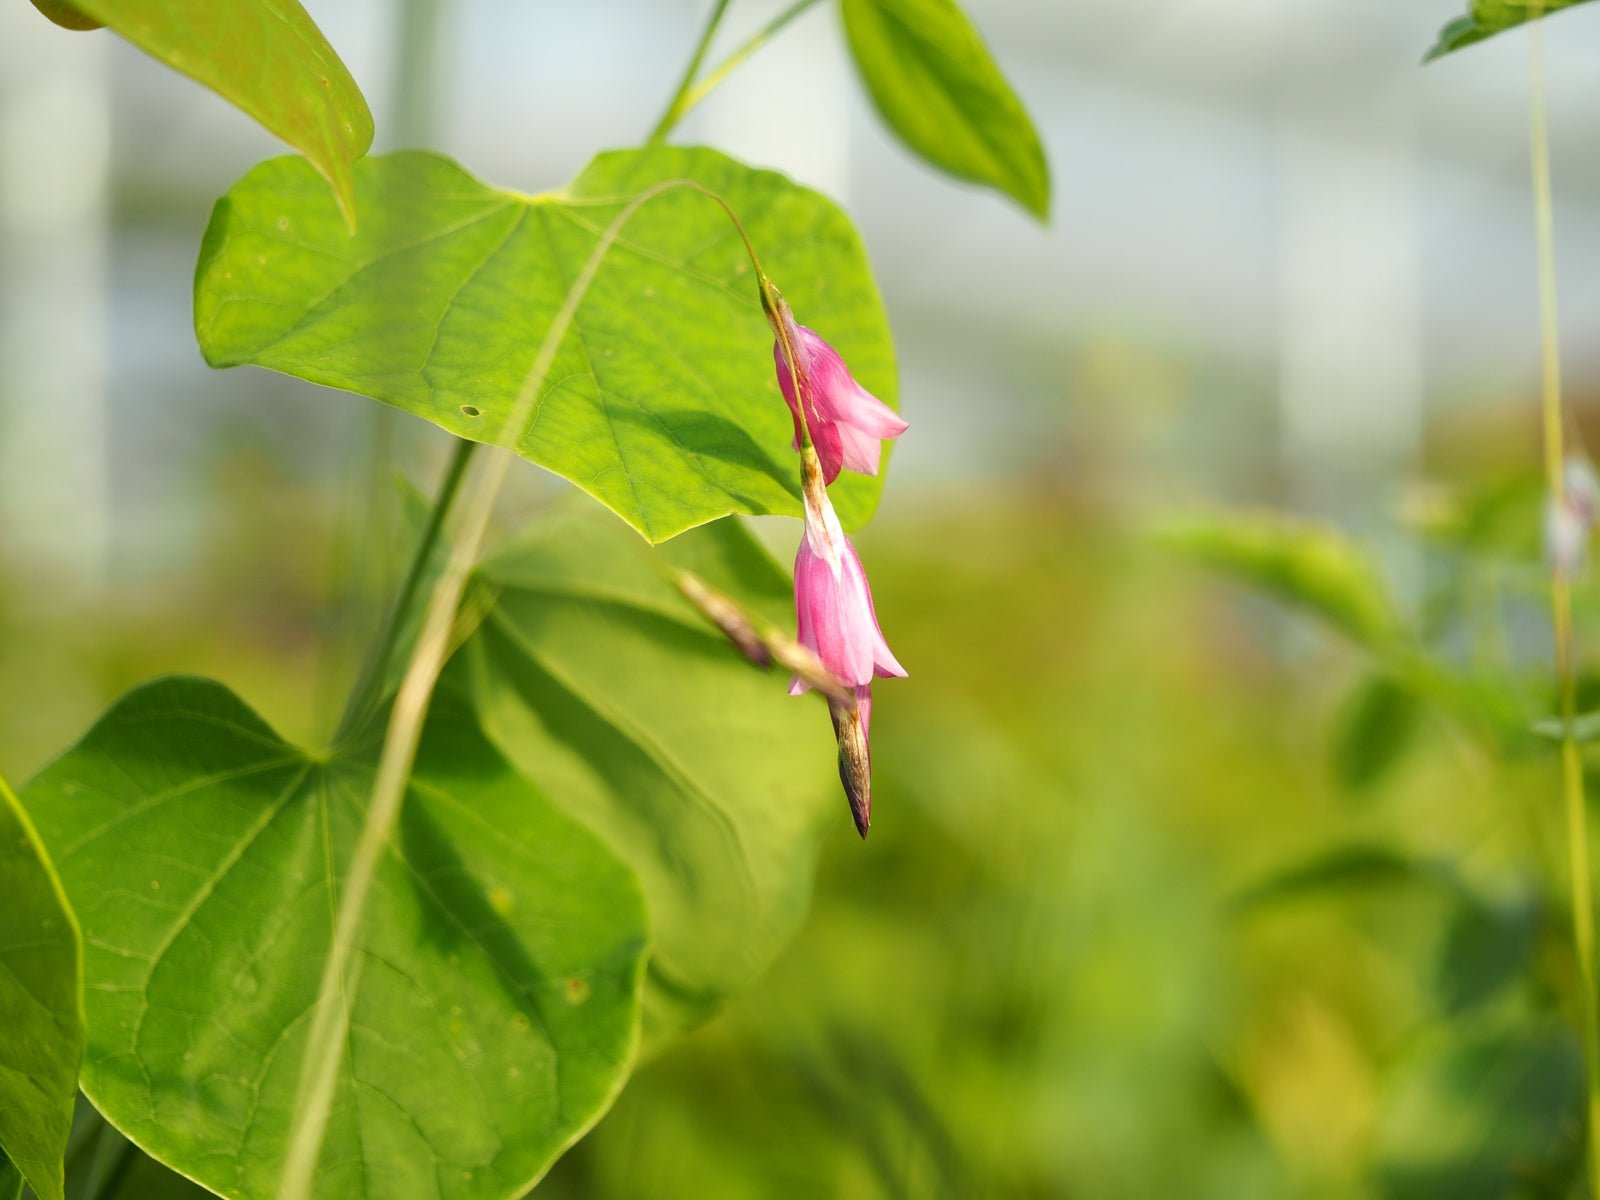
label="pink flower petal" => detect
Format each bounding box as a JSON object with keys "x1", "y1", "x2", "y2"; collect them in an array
[
  {"x1": 772, "y1": 324, "x2": 902, "y2": 484},
  {"x1": 837, "y1": 384, "x2": 909, "y2": 439},
  {"x1": 837, "y1": 421, "x2": 883, "y2": 476}
]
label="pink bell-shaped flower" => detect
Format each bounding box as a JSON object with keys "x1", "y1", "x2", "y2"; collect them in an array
[
  {"x1": 766, "y1": 291, "x2": 908, "y2": 485},
  {"x1": 788, "y1": 444, "x2": 906, "y2": 835}
]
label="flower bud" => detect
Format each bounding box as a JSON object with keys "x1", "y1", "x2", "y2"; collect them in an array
[{"x1": 829, "y1": 689, "x2": 872, "y2": 838}]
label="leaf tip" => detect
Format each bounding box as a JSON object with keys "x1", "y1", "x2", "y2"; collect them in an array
[{"x1": 27, "y1": 0, "x2": 103, "y2": 31}]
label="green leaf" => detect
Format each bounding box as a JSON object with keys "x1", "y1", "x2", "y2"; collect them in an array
[
  {"x1": 840, "y1": 0, "x2": 1050, "y2": 219},
  {"x1": 1433, "y1": 893, "x2": 1538, "y2": 1015},
  {"x1": 1334, "y1": 674, "x2": 1422, "y2": 793},
  {"x1": 1, "y1": 1155, "x2": 22, "y2": 1200},
  {"x1": 44, "y1": 0, "x2": 372, "y2": 224},
  {"x1": 194, "y1": 147, "x2": 897, "y2": 542},
  {"x1": 22, "y1": 678, "x2": 649, "y2": 1200},
  {"x1": 1157, "y1": 509, "x2": 1402, "y2": 650},
  {"x1": 1231, "y1": 844, "x2": 1439, "y2": 912},
  {"x1": 1425, "y1": 1, "x2": 1597, "y2": 62},
  {"x1": 457, "y1": 508, "x2": 838, "y2": 1046},
  {"x1": 0, "y1": 776, "x2": 84, "y2": 1200}
]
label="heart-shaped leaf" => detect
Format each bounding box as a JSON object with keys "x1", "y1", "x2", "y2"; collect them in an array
[
  {"x1": 22, "y1": 678, "x2": 648, "y2": 1200},
  {"x1": 193, "y1": 147, "x2": 897, "y2": 542},
  {"x1": 0, "y1": 776, "x2": 83, "y2": 1200},
  {"x1": 1425, "y1": 1, "x2": 1598, "y2": 61},
  {"x1": 841, "y1": 0, "x2": 1050, "y2": 220},
  {"x1": 33, "y1": 0, "x2": 372, "y2": 223},
  {"x1": 457, "y1": 508, "x2": 837, "y2": 1046}
]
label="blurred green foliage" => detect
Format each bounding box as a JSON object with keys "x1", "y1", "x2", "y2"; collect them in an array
[{"x1": 4, "y1": 450, "x2": 1596, "y2": 1196}]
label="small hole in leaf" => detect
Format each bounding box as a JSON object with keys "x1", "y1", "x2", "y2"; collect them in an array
[{"x1": 460, "y1": 405, "x2": 481, "y2": 418}]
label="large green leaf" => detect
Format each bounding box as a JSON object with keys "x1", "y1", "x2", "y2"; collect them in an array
[
  {"x1": 22, "y1": 678, "x2": 648, "y2": 1200},
  {"x1": 194, "y1": 147, "x2": 897, "y2": 542},
  {"x1": 30, "y1": 0, "x2": 372, "y2": 223},
  {"x1": 1425, "y1": 1, "x2": 1597, "y2": 62},
  {"x1": 456, "y1": 508, "x2": 838, "y2": 1046},
  {"x1": 1157, "y1": 509, "x2": 1403, "y2": 651},
  {"x1": 840, "y1": 0, "x2": 1050, "y2": 220},
  {"x1": 0, "y1": 777, "x2": 83, "y2": 1200}
]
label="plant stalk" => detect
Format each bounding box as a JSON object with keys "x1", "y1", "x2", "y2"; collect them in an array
[
  {"x1": 333, "y1": 435, "x2": 477, "y2": 745},
  {"x1": 1528, "y1": 16, "x2": 1600, "y2": 1197},
  {"x1": 676, "y1": 0, "x2": 826, "y2": 125},
  {"x1": 647, "y1": 0, "x2": 733, "y2": 143},
  {"x1": 646, "y1": 0, "x2": 826, "y2": 142},
  {"x1": 276, "y1": 178, "x2": 724, "y2": 1200}
]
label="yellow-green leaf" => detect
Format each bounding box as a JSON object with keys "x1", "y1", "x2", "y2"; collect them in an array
[{"x1": 41, "y1": 0, "x2": 372, "y2": 223}]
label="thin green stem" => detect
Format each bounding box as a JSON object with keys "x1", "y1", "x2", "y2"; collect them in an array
[
  {"x1": 648, "y1": 0, "x2": 826, "y2": 142},
  {"x1": 86, "y1": 1125, "x2": 137, "y2": 1200},
  {"x1": 686, "y1": 0, "x2": 825, "y2": 115},
  {"x1": 647, "y1": 0, "x2": 733, "y2": 143},
  {"x1": 334, "y1": 436, "x2": 477, "y2": 745},
  {"x1": 1528, "y1": 17, "x2": 1600, "y2": 1198},
  {"x1": 276, "y1": 178, "x2": 737, "y2": 1200}
]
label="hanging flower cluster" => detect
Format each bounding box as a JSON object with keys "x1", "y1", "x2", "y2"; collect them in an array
[
  {"x1": 764, "y1": 280, "x2": 908, "y2": 838},
  {"x1": 1546, "y1": 454, "x2": 1600, "y2": 580}
]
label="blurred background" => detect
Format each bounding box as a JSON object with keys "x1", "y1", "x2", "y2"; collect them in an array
[{"x1": 7, "y1": 0, "x2": 1600, "y2": 1195}]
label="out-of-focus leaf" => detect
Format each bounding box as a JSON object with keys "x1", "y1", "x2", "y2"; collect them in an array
[
  {"x1": 27, "y1": 0, "x2": 102, "y2": 30},
  {"x1": 34, "y1": 0, "x2": 372, "y2": 224},
  {"x1": 1433, "y1": 894, "x2": 1538, "y2": 1015},
  {"x1": 23, "y1": 678, "x2": 648, "y2": 1200},
  {"x1": 1401, "y1": 474, "x2": 1542, "y2": 570},
  {"x1": 1231, "y1": 844, "x2": 1438, "y2": 911},
  {"x1": 1, "y1": 1156, "x2": 20, "y2": 1200},
  {"x1": 0, "y1": 776, "x2": 83, "y2": 1200},
  {"x1": 459, "y1": 508, "x2": 837, "y2": 1047},
  {"x1": 194, "y1": 147, "x2": 897, "y2": 541},
  {"x1": 839, "y1": 0, "x2": 1050, "y2": 219},
  {"x1": 1425, "y1": 0, "x2": 1597, "y2": 62},
  {"x1": 1373, "y1": 1019, "x2": 1581, "y2": 1199},
  {"x1": 1335, "y1": 675, "x2": 1422, "y2": 792},
  {"x1": 1158, "y1": 510, "x2": 1402, "y2": 649}
]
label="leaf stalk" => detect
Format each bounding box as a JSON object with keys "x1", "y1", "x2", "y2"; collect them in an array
[
  {"x1": 646, "y1": 0, "x2": 826, "y2": 142},
  {"x1": 1527, "y1": 15, "x2": 1600, "y2": 1196},
  {"x1": 277, "y1": 176, "x2": 760, "y2": 1200}
]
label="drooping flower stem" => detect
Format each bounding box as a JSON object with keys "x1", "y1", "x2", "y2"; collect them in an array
[{"x1": 1527, "y1": 15, "x2": 1600, "y2": 1195}]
